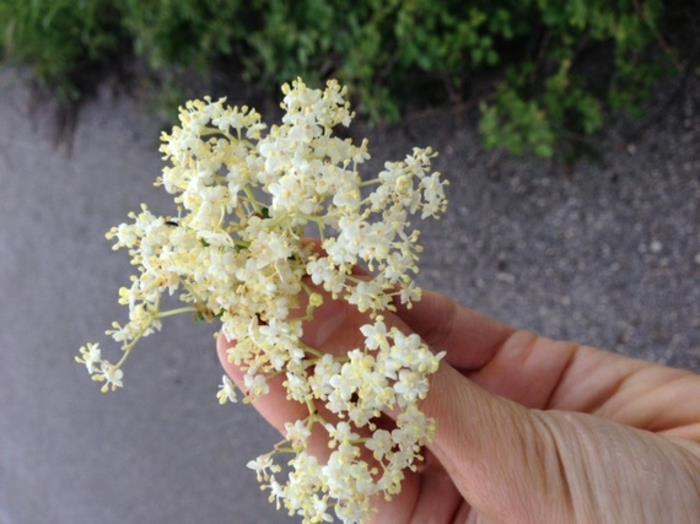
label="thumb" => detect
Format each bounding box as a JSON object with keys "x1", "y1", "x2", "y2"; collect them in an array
[
  {"x1": 418, "y1": 361, "x2": 561, "y2": 521},
  {"x1": 420, "y1": 362, "x2": 700, "y2": 523}
]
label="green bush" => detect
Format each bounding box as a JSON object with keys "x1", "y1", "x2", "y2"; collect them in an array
[
  {"x1": 119, "y1": 0, "x2": 246, "y2": 72},
  {"x1": 0, "y1": 0, "x2": 682, "y2": 157},
  {"x1": 0, "y1": 0, "x2": 124, "y2": 101}
]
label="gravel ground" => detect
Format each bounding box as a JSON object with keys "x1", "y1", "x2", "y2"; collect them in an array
[
  {"x1": 0, "y1": 69, "x2": 698, "y2": 524},
  {"x1": 372, "y1": 83, "x2": 700, "y2": 370}
]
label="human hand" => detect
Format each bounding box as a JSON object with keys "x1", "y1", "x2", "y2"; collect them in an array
[{"x1": 217, "y1": 289, "x2": 700, "y2": 523}]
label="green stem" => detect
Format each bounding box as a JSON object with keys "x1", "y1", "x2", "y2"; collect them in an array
[
  {"x1": 116, "y1": 335, "x2": 141, "y2": 368},
  {"x1": 299, "y1": 341, "x2": 323, "y2": 358},
  {"x1": 158, "y1": 306, "x2": 197, "y2": 318},
  {"x1": 306, "y1": 398, "x2": 317, "y2": 417},
  {"x1": 346, "y1": 274, "x2": 371, "y2": 284},
  {"x1": 243, "y1": 185, "x2": 261, "y2": 213},
  {"x1": 272, "y1": 448, "x2": 296, "y2": 455},
  {"x1": 115, "y1": 306, "x2": 196, "y2": 369},
  {"x1": 317, "y1": 221, "x2": 326, "y2": 242},
  {"x1": 360, "y1": 177, "x2": 381, "y2": 187},
  {"x1": 200, "y1": 127, "x2": 230, "y2": 138},
  {"x1": 116, "y1": 347, "x2": 133, "y2": 368}
]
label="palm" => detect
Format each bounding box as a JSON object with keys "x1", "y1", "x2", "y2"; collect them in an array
[{"x1": 218, "y1": 289, "x2": 700, "y2": 523}]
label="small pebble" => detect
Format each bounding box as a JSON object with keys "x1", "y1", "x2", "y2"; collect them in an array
[{"x1": 495, "y1": 272, "x2": 515, "y2": 284}]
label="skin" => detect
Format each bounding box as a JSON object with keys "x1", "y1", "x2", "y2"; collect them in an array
[{"x1": 217, "y1": 289, "x2": 700, "y2": 523}]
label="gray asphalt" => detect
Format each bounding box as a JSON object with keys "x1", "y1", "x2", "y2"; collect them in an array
[{"x1": 1, "y1": 69, "x2": 698, "y2": 524}]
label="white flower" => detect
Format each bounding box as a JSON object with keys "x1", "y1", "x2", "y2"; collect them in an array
[
  {"x1": 399, "y1": 280, "x2": 422, "y2": 305},
  {"x1": 347, "y1": 279, "x2": 386, "y2": 313},
  {"x1": 96, "y1": 361, "x2": 124, "y2": 393},
  {"x1": 395, "y1": 404, "x2": 434, "y2": 447},
  {"x1": 306, "y1": 257, "x2": 345, "y2": 295},
  {"x1": 80, "y1": 78, "x2": 449, "y2": 523},
  {"x1": 365, "y1": 429, "x2": 393, "y2": 461},
  {"x1": 284, "y1": 371, "x2": 310, "y2": 402},
  {"x1": 394, "y1": 369, "x2": 429, "y2": 403},
  {"x1": 332, "y1": 185, "x2": 361, "y2": 210},
  {"x1": 420, "y1": 171, "x2": 448, "y2": 219},
  {"x1": 216, "y1": 375, "x2": 238, "y2": 405},
  {"x1": 244, "y1": 373, "x2": 270, "y2": 397},
  {"x1": 75, "y1": 342, "x2": 102, "y2": 374},
  {"x1": 326, "y1": 361, "x2": 364, "y2": 413},
  {"x1": 324, "y1": 421, "x2": 359, "y2": 447},
  {"x1": 309, "y1": 353, "x2": 341, "y2": 400},
  {"x1": 247, "y1": 454, "x2": 275, "y2": 481},
  {"x1": 284, "y1": 420, "x2": 311, "y2": 450},
  {"x1": 309, "y1": 496, "x2": 333, "y2": 523},
  {"x1": 360, "y1": 320, "x2": 389, "y2": 351},
  {"x1": 266, "y1": 476, "x2": 285, "y2": 509}
]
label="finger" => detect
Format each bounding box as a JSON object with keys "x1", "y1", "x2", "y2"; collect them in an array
[
  {"x1": 218, "y1": 330, "x2": 381, "y2": 470},
  {"x1": 396, "y1": 451, "x2": 464, "y2": 524},
  {"x1": 296, "y1": 294, "x2": 470, "y2": 523},
  {"x1": 396, "y1": 290, "x2": 700, "y2": 434},
  {"x1": 271, "y1": 292, "x2": 542, "y2": 517},
  {"x1": 216, "y1": 284, "x2": 350, "y2": 457},
  {"x1": 303, "y1": 246, "x2": 699, "y2": 430},
  {"x1": 393, "y1": 291, "x2": 592, "y2": 410},
  {"x1": 216, "y1": 334, "x2": 323, "y2": 445},
  {"x1": 466, "y1": 329, "x2": 700, "y2": 440},
  {"x1": 218, "y1": 287, "x2": 447, "y2": 522},
  {"x1": 216, "y1": 281, "x2": 351, "y2": 427},
  {"x1": 423, "y1": 360, "x2": 700, "y2": 522},
  {"x1": 393, "y1": 289, "x2": 515, "y2": 370},
  {"x1": 217, "y1": 326, "x2": 422, "y2": 523},
  {"x1": 271, "y1": 295, "x2": 543, "y2": 519}
]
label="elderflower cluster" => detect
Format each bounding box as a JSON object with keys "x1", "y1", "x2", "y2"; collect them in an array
[{"x1": 78, "y1": 78, "x2": 448, "y2": 523}]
